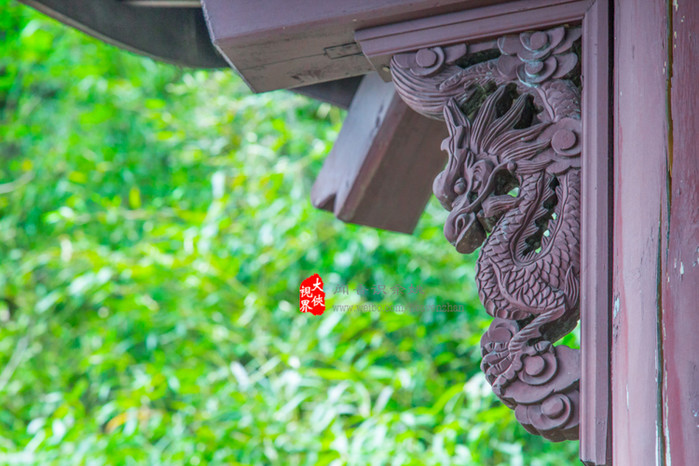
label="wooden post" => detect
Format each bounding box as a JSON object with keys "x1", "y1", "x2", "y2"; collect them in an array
[
  {"x1": 580, "y1": 0, "x2": 612, "y2": 463},
  {"x1": 662, "y1": 1, "x2": 699, "y2": 464},
  {"x1": 613, "y1": 0, "x2": 698, "y2": 464}
]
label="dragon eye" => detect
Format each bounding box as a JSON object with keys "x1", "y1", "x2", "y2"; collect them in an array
[{"x1": 454, "y1": 178, "x2": 467, "y2": 195}]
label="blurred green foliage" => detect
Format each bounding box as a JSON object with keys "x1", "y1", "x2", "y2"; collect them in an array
[{"x1": 0, "y1": 1, "x2": 578, "y2": 464}]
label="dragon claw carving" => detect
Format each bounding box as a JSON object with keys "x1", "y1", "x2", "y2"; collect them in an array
[{"x1": 391, "y1": 26, "x2": 582, "y2": 442}]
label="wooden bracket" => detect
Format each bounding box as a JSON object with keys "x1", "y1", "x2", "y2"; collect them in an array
[
  {"x1": 312, "y1": 73, "x2": 446, "y2": 234},
  {"x1": 357, "y1": 0, "x2": 612, "y2": 461}
]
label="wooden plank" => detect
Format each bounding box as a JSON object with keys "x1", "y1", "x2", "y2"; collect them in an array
[
  {"x1": 292, "y1": 76, "x2": 362, "y2": 110},
  {"x1": 355, "y1": 0, "x2": 591, "y2": 81},
  {"x1": 612, "y1": 0, "x2": 669, "y2": 464},
  {"x1": 228, "y1": 53, "x2": 374, "y2": 94},
  {"x1": 662, "y1": 1, "x2": 699, "y2": 464},
  {"x1": 311, "y1": 73, "x2": 447, "y2": 233},
  {"x1": 200, "y1": 0, "x2": 511, "y2": 92},
  {"x1": 19, "y1": 0, "x2": 224, "y2": 68},
  {"x1": 580, "y1": 1, "x2": 613, "y2": 464}
]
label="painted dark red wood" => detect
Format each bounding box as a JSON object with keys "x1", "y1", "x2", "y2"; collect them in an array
[
  {"x1": 662, "y1": 1, "x2": 699, "y2": 464},
  {"x1": 580, "y1": 0, "x2": 612, "y2": 464},
  {"x1": 311, "y1": 73, "x2": 446, "y2": 233},
  {"x1": 612, "y1": 0, "x2": 670, "y2": 464},
  {"x1": 200, "y1": 0, "x2": 512, "y2": 92},
  {"x1": 292, "y1": 77, "x2": 362, "y2": 110},
  {"x1": 355, "y1": 0, "x2": 591, "y2": 81}
]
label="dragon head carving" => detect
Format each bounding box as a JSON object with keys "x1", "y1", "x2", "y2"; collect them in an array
[{"x1": 434, "y1": 85, "x2": 551, "y2": 253}]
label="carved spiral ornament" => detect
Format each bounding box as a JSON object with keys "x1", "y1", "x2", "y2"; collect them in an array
[{"x1": 390, "y1": 26, "x2": 582, "y2": 441}]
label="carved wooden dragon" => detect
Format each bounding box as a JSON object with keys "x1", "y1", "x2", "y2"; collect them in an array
[{"x1": 390, "y1": 26, "x2": 582, "y2": 441}]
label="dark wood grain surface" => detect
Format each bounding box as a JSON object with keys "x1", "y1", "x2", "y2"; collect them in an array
[
  {"x1": 312, "y1": 73, "x2": 446, "y2": 233},
  {"x1": 202, "y1": 0, "x2": 512, "y2": 91}
]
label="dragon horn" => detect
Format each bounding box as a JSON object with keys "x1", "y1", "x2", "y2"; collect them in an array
[
  {"x1": 441, "y1": 98, "x2": 470, "y2": 154},
  {"x1": 443, "y1": 98, "x2": 469, "y2": 129}
]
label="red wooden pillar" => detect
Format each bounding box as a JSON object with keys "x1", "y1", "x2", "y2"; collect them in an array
[
  {"x1": 662, "y1": 0, "x2": 699, "y2": 464},
  {"x1": 613, "y1": 0, "x2": 698, "y2": 465}
]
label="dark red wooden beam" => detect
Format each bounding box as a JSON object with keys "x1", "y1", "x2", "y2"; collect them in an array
[
  {"x1": 201, "y1": 0, "x2": 512, "y2": 92},
  {"x1": 311, "y1": 73, "x2": 446, "y2": 234},
  {"x1": 355, "y1": 0, "x2": 591, "y2": 81},
  {"x1": 292, "y1": 77, "x2": 362, "y2": 110}
]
